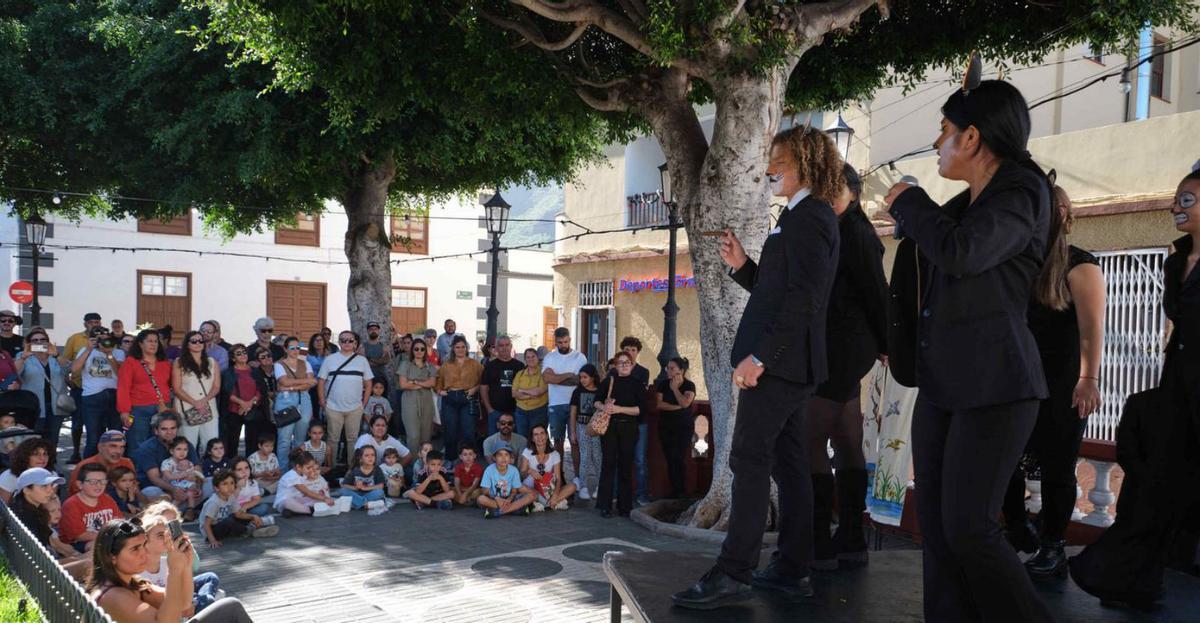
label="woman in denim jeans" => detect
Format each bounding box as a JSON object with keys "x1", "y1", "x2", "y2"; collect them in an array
[
  {"x1": 435, "y1": 336, "x2": 483, "y2": 458},
  {"x1": 273, "y1": 337, "x2": 316, "y2": 470},
  {"x1": 15, "y1": 328, "x2": 71, "y2": 446},
  {"x1": 117, "y1": 330, "x2": 172, "y2": 451}
]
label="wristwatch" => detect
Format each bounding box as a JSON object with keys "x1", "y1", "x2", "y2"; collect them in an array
[{"x1": 750, "y1": 355, "x2": 764, "y2": 368}]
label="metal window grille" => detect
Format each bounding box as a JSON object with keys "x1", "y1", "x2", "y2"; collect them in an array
[
  {"x1": 578, "y1": 281, "x2": 614, "y2": 307},
  {"x1": 1088, "y1": 248, "x2": 1169, "y2": 442},
  {"x1": 0, "y1": 502, "x2": 117, "y2": 622},
  {"x1": 625, "y1": 193, "x2": 669, "y2": 228}
]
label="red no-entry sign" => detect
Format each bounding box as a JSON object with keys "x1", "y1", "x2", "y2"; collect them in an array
[{"x1": 9, "y1": 281, "x2": 34, "y2": 305}]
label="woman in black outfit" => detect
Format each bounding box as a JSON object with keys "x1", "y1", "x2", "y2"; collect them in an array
[
  {"x1": 1070, "y1": 169, "x2": 1200, "y2": 608},
  {"x1": 654, "y1": 357, "x2": 696, "y2": 499},
  {"x1": 807, "y1": 164, "x2": 888, "y2": 570},
  {"x1": 1001, "y1": 182, "x2": 1105, "y2": 575},
  {"x1": 884, "y1": 79, "x2": 1053, "y2": 622},
  {"x1": 594, "y1": 351, "x2": 643, "y2": 518}
]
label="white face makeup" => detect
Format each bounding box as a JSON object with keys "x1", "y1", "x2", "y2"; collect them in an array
[
  {"x1": 1173, "y1": 190, "x2": 1197, "y2": 229},
  {"x1": 768, "y1": 172, "x2": 786, "y2": 196}
]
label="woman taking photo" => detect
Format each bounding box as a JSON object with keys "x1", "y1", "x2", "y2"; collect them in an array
[
  {"x1": 117, "y1": 330, "x2": 172, "y2": 450},
  {"x1": 220, "y1": 345, "x2": 271, "y2": 456},
  {"x1": 435, "y1": 336, "x2": 483, "y2": 461},
  {"x1": 1002, "y1": 182, "x2": 1105, "y2": 576},
  {"x1": 593, "y1": 351, "x2": 643, "y2": 518},
  {"x1": 89, "y1": 519, "x2": 252, "y2": 622},
  {"x1": 654, "y1": 357, "x2": 696, "y2": 500},
  {"x1": 397, "y1": 337, "x2": 437, "y2": 449},
  {"x1": 274, "y1": 336, "x2": 316, "y2": 470},
  {"x1": 807, "y1": 164, "x2": 889, "y2": 570},
  {"x1": 15, "y1": 328, "x2": 69, "y2": 445},
  {"x1": 567, "y1": 364, "x2": 601, "y2": 500},
  {"x1": 172, "y1": 331, "x2": 221, "y2": 452},
  {"x1": 884, "y1": 78, "x2": 1053, "y2": 622},
  {"x1": 512, "y1": 348, "x2": 548, "y2": 438}
]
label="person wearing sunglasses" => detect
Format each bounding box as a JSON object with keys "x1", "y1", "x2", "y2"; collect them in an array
[
  {"x1": 171, "y1": 331, "x2": 221, "y2": 453},
  {"x1": 317, "y1": 330, "x2": 374, "y2": 469},
  {"x1": 220, "y1": 344, "x2": 272, "y2": 455},
  {"x1": 398, "y1": 335, "x2": 437, "y2": 449},
  {"x1": 15, "y1": 327, "x2": 70, "y2": 445},
  {"x1": 274, "y1": 337, "x2": 317, "y2": 470},
  {"x1": 246, "y1": 317, "x2": 285, "y2": 367},
  {"x1": 0, "y1": 309, "x2": 24, "y2": 357}
]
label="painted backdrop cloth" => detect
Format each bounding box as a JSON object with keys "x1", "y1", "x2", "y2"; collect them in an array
[{"x1": 863, "y1": 361, "x2": 918, "y2": 527}]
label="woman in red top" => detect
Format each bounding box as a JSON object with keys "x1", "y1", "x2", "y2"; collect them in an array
[{"x1": 117, "y1": 330, "x2": 172, "y2": 452}]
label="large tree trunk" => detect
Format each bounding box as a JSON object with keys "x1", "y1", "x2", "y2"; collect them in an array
[
  {"x1": 341, "y1": 154, "x2": 397, "y2": 343},
  {"x1": 650, "y1": 66, "x2": 796, "y2": 530}
]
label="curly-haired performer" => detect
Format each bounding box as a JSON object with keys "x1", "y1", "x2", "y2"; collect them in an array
[{"x1": 673, "y1": 124, "x2": 843, "y2": 609}]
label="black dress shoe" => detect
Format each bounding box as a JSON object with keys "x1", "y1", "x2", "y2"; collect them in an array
[
  {"x1": 597, "y1": 508, "x2": 612, "y2": 519},
  {"x1": 752, "y1": 557, "x2": 815, "y2": 599},
  {"x1": 1025, "y1": 539, "x2": 1068, "y2": 577},
  {"x1": 672, "y1": 567, "x2": 751, "y2": 610},
  {"x1": 1004, "y1": 518, "x2": 1039, "y2": 554}
]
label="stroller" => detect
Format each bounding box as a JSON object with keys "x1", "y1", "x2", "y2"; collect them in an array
[{"x1": 0, "y1": 390, "x2": 45, "y2": 469}]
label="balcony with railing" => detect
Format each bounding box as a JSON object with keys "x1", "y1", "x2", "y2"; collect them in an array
[{"x1": 625, "y1": 193, "x2": 669, "y2": 229}]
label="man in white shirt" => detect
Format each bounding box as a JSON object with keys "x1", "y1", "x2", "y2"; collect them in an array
[
  {"x1": 541, "y1": 327, "x2": 587, "y2": 457},
  {"x1": 318, "y1": 330, "x2": 373, "y2": 468}
]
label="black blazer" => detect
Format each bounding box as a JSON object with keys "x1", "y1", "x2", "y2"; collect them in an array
[
  {"x1": 220, "y1": 365, "x2": 272, "y2": 421},
  {"x1": 826, "y1": 206, "x2": 889, "y2": 360},
  {"x1": 888, "y1": 160, "x2": 1050, "y2": 409},
  {"x1": 1162, "y1": 234, "x2": 1200, "y2": 392},
  {"x1": 886, "y1": 237, "x2": 928, "y2": 388},
  {"x1": 730, "y1": 194, "x2": 839, "y2": 385}
]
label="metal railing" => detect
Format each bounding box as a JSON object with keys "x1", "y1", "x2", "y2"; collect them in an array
[
  {"x1": 625, "y1": 193, "x2": 669, "y2": 228},
  {"x1": 0, "y1": 501, "x2": 116, "y2": 623}
]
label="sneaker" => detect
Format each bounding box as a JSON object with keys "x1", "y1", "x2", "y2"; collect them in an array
[
  {"x1": 523, "y1": 504, "x2": 533, "y2": 516},
  {"x1": 636, "y1": 496, "x2": 652, "y2": 507},
  {"x1": 554, "y1": 499, "x2": 569, "y2": 511},
  {"x1": 260, "y1": 515, "x2": 276, "y2": 527},
  {"x1": 483, "y1": 508, "x2": 498, "y2": 519},
  {"x1": 572, "y1": 476, "x2": 583, "y2": 489},
  {"x1": 532, "y1": 502, "x2": 546, "y2": 513},
  {"x1": 436, "y1": 499, "x2": 453, "y2": 511},
  {"x1": 251, "y1": 525, "x2": 279, "y2": 538},
  {"x1": 577, "y1": 487, "x2": 591, "y2": 501}
]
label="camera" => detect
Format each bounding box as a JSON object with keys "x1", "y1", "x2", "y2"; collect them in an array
[{"x1": 99, "y1": 337, "x2": 116, "y2": 349}]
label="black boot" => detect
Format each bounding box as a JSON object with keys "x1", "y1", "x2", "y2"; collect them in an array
[
  {"x1": 811, "y1": 473, "x2": 838, "y2": 571},
  {"x1": 833, "y1": 468, "x2": 869, "y2": 567},
  {"x1": 1025, "y1": 539, "x2": 1068, "y2": 577},
  {"x1": 672, "y1": 567, "x2": 751, "y2": 610},
  {"x1": 1004, "y1": 516, "x2": 1039, "y2": 554}
]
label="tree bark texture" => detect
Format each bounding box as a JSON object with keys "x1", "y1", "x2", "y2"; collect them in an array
[{"x1": 341, "y1": 154, "x2": 397, "y2": 347}]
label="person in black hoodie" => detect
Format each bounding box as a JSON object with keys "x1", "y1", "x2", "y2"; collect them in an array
[
  {"x1": 806, "y1": 164, "x2": 888, "y2": 571},
  {"x1": 884, "y1": 79, "x2": 1053, "y2": 622}
]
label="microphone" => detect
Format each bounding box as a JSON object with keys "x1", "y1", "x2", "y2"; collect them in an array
[{"x1": 893, "y1": 176, "x2": 919, "y2": 240}]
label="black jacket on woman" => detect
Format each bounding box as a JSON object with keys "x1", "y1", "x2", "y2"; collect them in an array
[
  {"x1": 887, "y1": 160, "x2": 1051, "y2": 409},
  {"x1": 220, "y1": 365, "x2": 272, "y2": 423}
]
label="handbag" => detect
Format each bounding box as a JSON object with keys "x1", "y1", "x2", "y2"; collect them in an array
[
  {"x1": 181, "y1": 375, "x2": 214, "y2": 427},
  {"x1": 586, "y1": 377, "x2": 617, "y2": 437},
  {"x1": 45, "y1": 360, "x2": 75, "y2": 414},
  {"x1": 271, "y1": 360, "x2": 307, "y2": 428}
]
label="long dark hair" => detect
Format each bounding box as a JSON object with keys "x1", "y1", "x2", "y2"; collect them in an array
[
  {"x1": 176, "y1": 330, "x2": 212, "y2": 379},
  {"x1": 449, "y1": 335, "x2": 470, "y2": 363},
  {"x1": 308, "y1": 333, "x2": 330, "y2": 356},
  {"x1": 941, "y1": 80, "x2": 1047, "y2": 180},
  {"x1": 10, "y1": 490, "x2": 51, "y2": 545},
  {"x1": 87, "y1": 519, "x2": 149, "y2": 593},
  {"x1": 842, "y1": 163, "x2": 865, "y2": 217},
  {"x1": 1033, "y1": 184, "x2": 1073, "y2": 310},
  {"x1": 128, "y1": 329, "x2": 166, "y2": 362},
  {"x1": 530, "y1": 423, "x2": 553, "y2": 456},
  {"x1": 351, "y1": 445, "x2": 377, "y2": 472}
]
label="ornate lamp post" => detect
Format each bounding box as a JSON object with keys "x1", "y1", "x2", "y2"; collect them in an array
[
  {"x1": 482, "y1": 190, "x2": 511, "y2": 346},
  {"x1": 654, "y1": 162, "x2": 682, "y2": 383},
  {"x1": 24, "y1": 213, "x2": 47, "y2": 325},
  {"x1": 825, "y1": 112, "x2": 855, "y2": 161}
]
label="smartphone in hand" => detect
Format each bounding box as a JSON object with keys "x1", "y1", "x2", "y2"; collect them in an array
[{"x1": 168, "y1": 519, "x2": 184, "y2": 542}]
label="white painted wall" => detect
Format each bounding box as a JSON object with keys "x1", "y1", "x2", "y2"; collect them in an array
[{"x1": 500, "y1": 248, "x2": 553, "y2": 350}]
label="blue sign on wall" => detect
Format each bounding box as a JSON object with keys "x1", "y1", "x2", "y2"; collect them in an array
[{"x1": 618, "y1": 275, "x2": 696, "y2": 294}]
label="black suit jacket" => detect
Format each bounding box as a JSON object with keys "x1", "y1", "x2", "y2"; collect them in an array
[
  {"x1": 730, "y1": 194, "x2": 840, "y2": 385},
  {"x1": 888, "y1": 160, "x2": 1050, "y2": 409},
  {"x1": 825, "y1": 206, "x2": 889, "y2": 373}
]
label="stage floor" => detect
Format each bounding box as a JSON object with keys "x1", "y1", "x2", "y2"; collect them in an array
[{"x1": 603, "y1": 549, "x2": 1200, "y2": 622}]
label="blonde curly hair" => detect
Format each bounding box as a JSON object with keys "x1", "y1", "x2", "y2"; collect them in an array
[{"x1": 771, "y1": 125, "x2": 846, "y2": 205}]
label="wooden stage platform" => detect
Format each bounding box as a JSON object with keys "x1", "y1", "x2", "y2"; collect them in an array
[{"x1": 602, "y1": 549, "x2": 1200, "y2": 622}]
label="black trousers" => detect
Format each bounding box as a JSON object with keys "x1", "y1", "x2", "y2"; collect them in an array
[
  {"x1": 912, "y1": 398, "x2": 1052, "y2": 623},
  {"x1": 658, "y1": 411, "x2": 692, "y2": 497},
  {"x1": 596, "y1": 416, "x2": 639, "y2": 514},
  {"x1": 717, "y1": 376, "x2": 814, "y2": 583},
  {"x1": 1003, "y1": 405, "x2": 1088, "y2": 541},
  {"x1": 211, "y1": 515, "x2": 251, "y2": 540}
]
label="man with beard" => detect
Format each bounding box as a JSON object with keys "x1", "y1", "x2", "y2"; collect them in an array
[{"x1": 541, "y1": 328, "x2": 587, "y2": 457}]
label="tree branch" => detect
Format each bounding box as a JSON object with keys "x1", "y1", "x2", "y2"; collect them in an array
[
  {"x1": 615, "y1": 0, "x2": 649, "y2": 23},
  {"x1": 478, "y1": 9, "x2": 590, "y2": 51},
  {"x1": 575, "y1": 87, "x2": 630, "y2": 112},
  {"x1": 795, "y1": 0, "x2": 889, "y2": 40},
  {"x1": 708, "y1": 0, "x2": 747, "y2": 33}
]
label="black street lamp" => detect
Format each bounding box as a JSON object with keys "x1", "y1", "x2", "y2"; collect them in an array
[
  {"x1": 24, "y1": 213, "x2": 47, "y2": 326},
  {"x1": 654, "y1": 162, "x2": 682, "y2": 383},
  {"x1": 825, "y1": 112, "x2": 855, "y2": 161},
  {"x1": 482, "y1": 190, "x2": 511, "y2": 346}
]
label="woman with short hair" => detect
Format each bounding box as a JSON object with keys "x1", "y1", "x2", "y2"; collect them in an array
[{"x1": 15, "y1": 327, "x2": 70, "y2": 445}]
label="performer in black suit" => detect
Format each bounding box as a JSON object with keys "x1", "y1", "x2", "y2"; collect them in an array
[
  {"x1": 807, "y1": 164, "x2": 888, "y2": 570},
  {"x1": 884, "y1": 79, "x2": 1054, "y2": 622},
  {"x1": 672, "y1": 126, "x2": 842, "y2": 609}
]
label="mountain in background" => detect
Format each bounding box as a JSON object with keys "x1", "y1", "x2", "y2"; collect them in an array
[{"x1": 499, "y1": 183, "x2": 562, "y2": 250}]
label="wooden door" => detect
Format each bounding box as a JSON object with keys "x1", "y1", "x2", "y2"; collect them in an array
[
  {"x1": 137, "y1": 271, "x2": 192, "y2": 332},
  {"x1": 390, "y1": 287, "x2": 428, "y2": 335},
  {"x1": 542, "y1": 307, "x2": 558, "y2": 350},
  {"x1": 266, "y1": 281, "x2": 327, "y2": 341}
]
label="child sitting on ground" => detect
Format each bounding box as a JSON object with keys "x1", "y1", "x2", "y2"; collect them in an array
[
  {"x1": 249, "y1": 437, "x2": 282, "y2": 494},
  {"x1": 201, "y1": 469, "x2": 278, "y2": 548},
  {"x1": 43, "y1": 496, "x2": 87, "y2": 561},
  {"x1": 201, "y1": 439, "x2": 231, "y2": 496},
  {"x1": 233, "y1": 457, "x2": 272, "y2": 517},
  {"x1": 410, "y1": 442, "x2": 435, "y2": 479},
  {"x1": 106, "y1": 465, "x2": 148, "y2": 516},
  {"x1": 338, "y1": 445, "x2": 386, "y2": 510},
  {"x1": 477, "y1": 445, "x2": 535, "y2": 518},
  {"x1": 160, "y1": 437, "x2": 203, "y2": 520},
  {"x1": 300, "y1": 421, "x2": 333, "y2": 480},
  {"x1": 453, "y1": 444, "x2": 484, "y2": 507},
  {"x1": 379, "y1": 447, "x2": 406, "y2": 498},
  {"x1": 275, "y1": 449, "x2": 334, "y2": 516},
  {"x1": 403, "y1": 450, "x2": 454, "y2": 510},
  {"x1": 363, "y1": 380, "x2": 393, "y2": 435}
]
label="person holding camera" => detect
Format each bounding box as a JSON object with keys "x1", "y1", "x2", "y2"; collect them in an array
[
  {"x1": 15, "y1": 328, "x2": 70, "y2": 446},
  {"x1": 72, "y1": 326, "x2": 125, "y2": 459}
]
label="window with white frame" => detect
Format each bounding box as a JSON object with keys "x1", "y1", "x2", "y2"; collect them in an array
[{"x1": 578, "y1": 281, "x2": 614, "y2": 307}]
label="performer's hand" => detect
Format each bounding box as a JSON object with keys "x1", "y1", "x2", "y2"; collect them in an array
[
  {"x1": 883, "y1": 182, "x2": 915, "y2": 208},
  {"x1": 732, "y1": 356, "x2": 764, "y2": 390},
  {"x1": 1071, "y1": 377, "x2": 1101, "y2": 418},
  {"x1": 719, "y1": 229, "x2": 748, "y2": 271}
]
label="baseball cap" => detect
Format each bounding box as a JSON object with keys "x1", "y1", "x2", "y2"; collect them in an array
[
  {"x1": 366, "y1": 321, "x2": 381, "y2": 329},
  {"x1": 16, "y1": 467, "x2": 65, "y2": 491},
  {"x1": 83, "y1": 312, "x2": 102, "y2": 322},
  {"x1": 99, "y1": 430, "x2": 126, "y2": 444},
  {"x1": 491, "y1": 444, "x2": 513, "y2": 458}
]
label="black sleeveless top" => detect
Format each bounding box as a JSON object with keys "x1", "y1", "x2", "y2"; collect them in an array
[{"x1": 1027, "y1": 246, "x2": 1100, "y2": 391}]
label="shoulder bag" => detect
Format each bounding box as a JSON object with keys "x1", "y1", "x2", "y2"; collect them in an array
[
  {"x1": 139, "y1": 361, "x2": 170, "y2": 413},
  {"x1": 586, "y1": 377, "x2": 616, "y2": 437},
  {"x1": 271, "y1": 359, "x2": 309, "y2": 428},
  {"x1": 180, "y1": 372, "x2": 214, "y2": 427}
]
